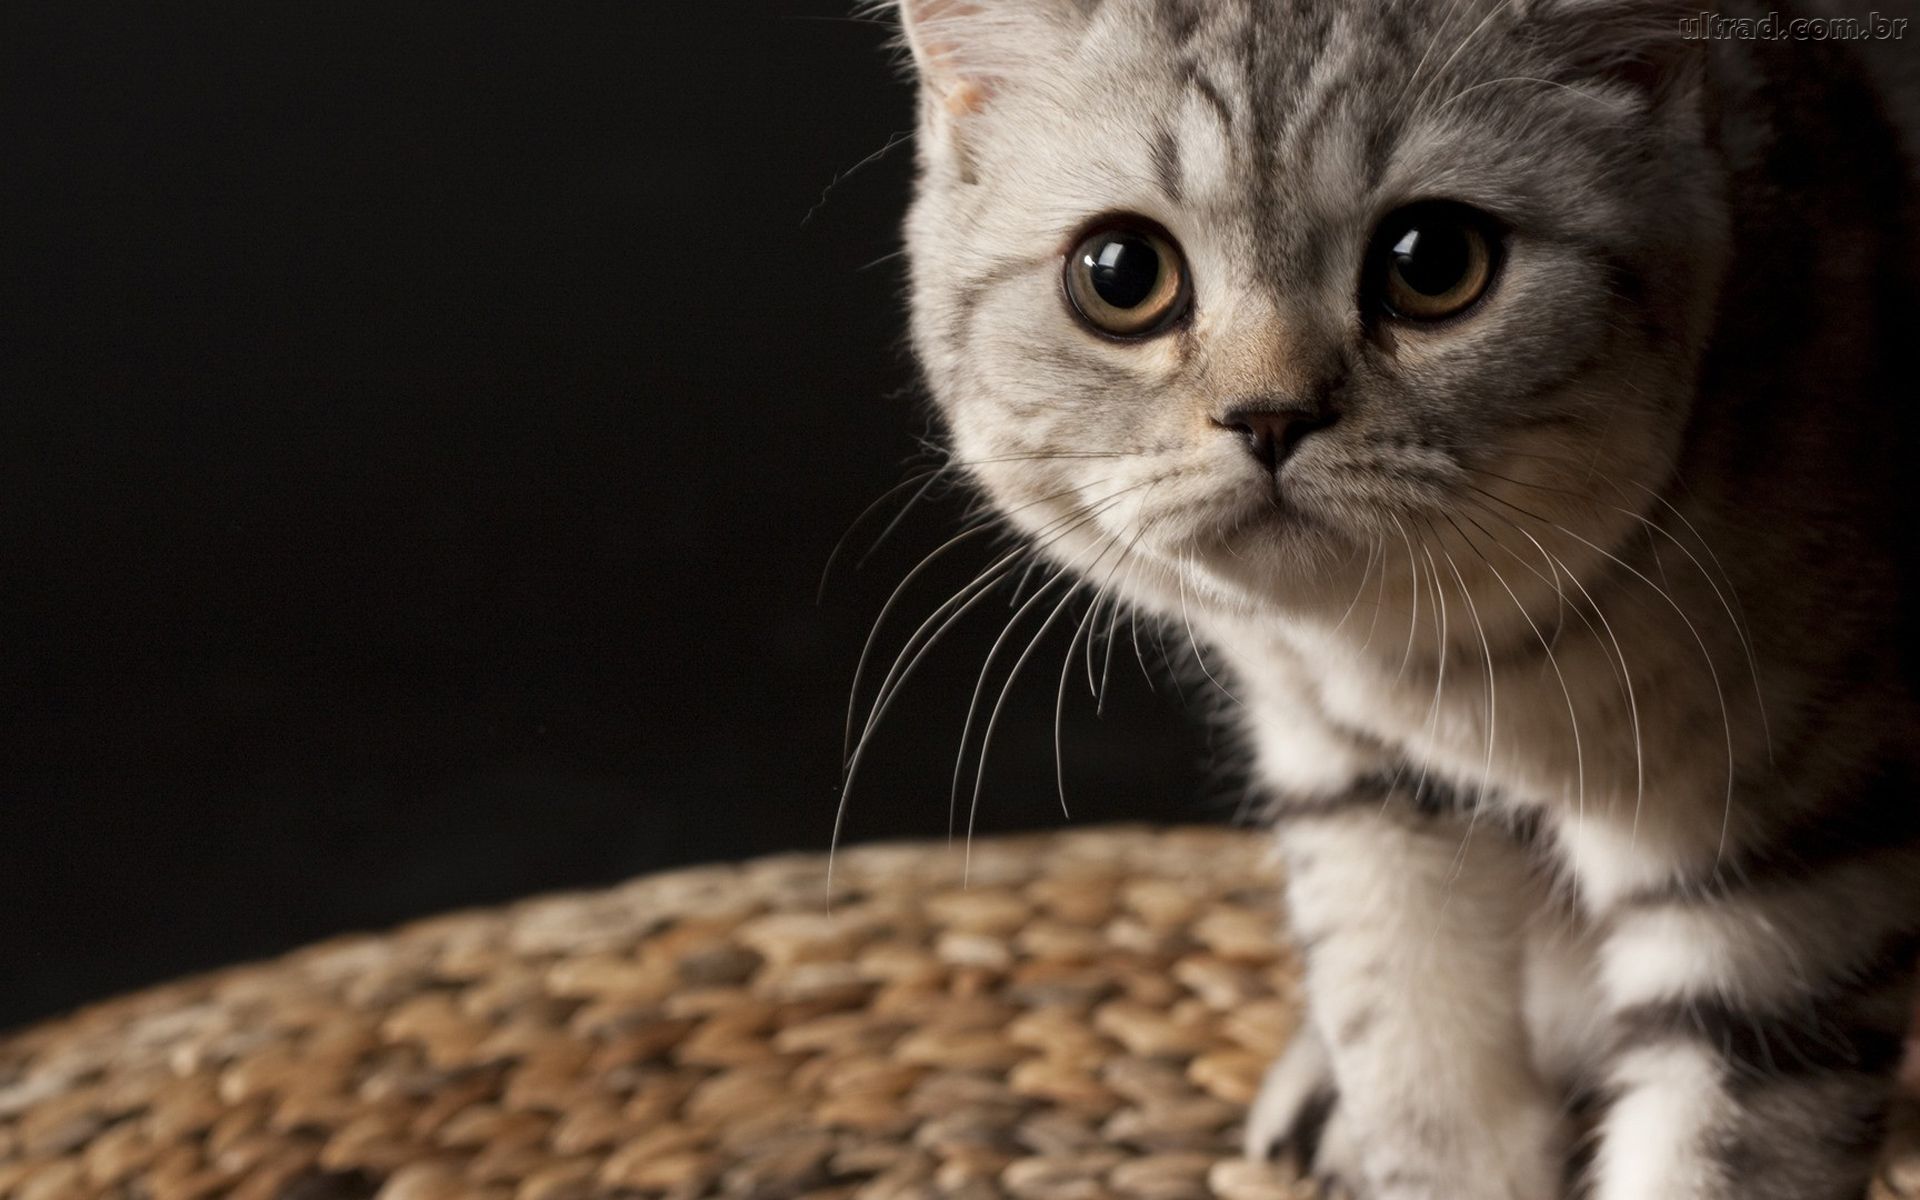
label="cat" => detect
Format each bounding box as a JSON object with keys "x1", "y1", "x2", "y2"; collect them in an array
[{"x1": 880, "y1": 0, "x2": 1920, "y2": 1196}]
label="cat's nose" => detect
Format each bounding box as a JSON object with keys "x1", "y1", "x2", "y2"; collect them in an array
[{"x1": 1214, "y1": 403, "x2": 1336, "y2": 471}]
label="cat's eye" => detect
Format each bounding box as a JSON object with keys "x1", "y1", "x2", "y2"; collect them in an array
[
  {"x1": 1368, "y1": 203, "x2": 1499, "y2": 322},
  {"x1": 1063, "y1": 219, "x2": 1190, "y2": 338}
]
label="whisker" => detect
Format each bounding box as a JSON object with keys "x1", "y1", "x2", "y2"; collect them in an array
[
  {"x1": 1178, "y1": 552, "x2": 1240, "y2": 705},
  {"x1": 1057, "y1": 513, "x2": 1158, "y2": 811},
  {"x1": 1357, "y1": 531, "x2": 1393, "y2": 656},
  {"x1": 801, "y1": 128, "x2": 913, "y2": 228},
  {"x1": 1098, "y1": 589, "x2": 1127, "y2": 715},
  {"x1": 963, "y1": 505, "x2": 1144, "y2": 880},
  {"x1": 841, "y1": 477, "x2": 1111, "y2": 764},
  {"x1": 1405, "y1": 3, "x2": 1509, "y2": 121},
  {"x1": 1388, "y1": 522, "x2": 1450, "y2": 820},
  {"x1": 1331, "y1": 538, "x2": 1381, "y2": 635},
  {"x1": 1469, "y1": 483, "x2": 1736, "y2": 849},
  {"x1": 1435, "y1": 539, "x2": 1497, "y2": 884},
  {"x1": 817, "y1": 464, "x2": 949, "y2": 605},
  {"x1": 968, "y1": 567, "x2": 1088, "y2": 875},
  {"x1": 1392, "y1": 515, "x2": 1423, "y2": 683},
  {"x1": 1081, "y1": 589, "x2": 1109, "y2": 701},
  {"x1": 1437, "y1": 74, "x2": 1621, "y2": 114},
  {"x1": 1462, "y1": 492, "x2": 1646, "y2": 843},
  {"x1": 832, "y1": 548, "x2": 1027, "y2": 891},
  {"x1": 1443, "y1": 511, "x2": 1588, "y2": 826},
  {"x1": 830, "y1": 482, "x2": 1145, "y2": 896},
  {"x1": 1620, "y1": 479, "x2": 1772, "y2": 761},
  {"x1": 1131, "y1": 593, "x2": 1156, "y2": 692},
  {"x1": 949, "y1": 483, "x2": 1152, "y2": 845},
  {"x1": 1388, "y1": 0, "x2": 1475, "y2": 125}
]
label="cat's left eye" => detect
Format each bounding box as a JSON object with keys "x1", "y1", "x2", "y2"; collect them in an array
[
  {"x1": 1063, "y1": 219, "x2": 1190, "y2": 338},
  {"x1": 1366, "y1": 202, "x2": 1499, "y2": 322}
]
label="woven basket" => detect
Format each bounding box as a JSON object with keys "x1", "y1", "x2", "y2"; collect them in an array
[{"x1": 1, "y1": 825, "x2": 1915, "y2": 1200}]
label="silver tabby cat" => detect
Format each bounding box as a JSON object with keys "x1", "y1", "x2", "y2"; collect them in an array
[{"x1": 884, "y1": 0, "x2": 1919, "y2": 1195}]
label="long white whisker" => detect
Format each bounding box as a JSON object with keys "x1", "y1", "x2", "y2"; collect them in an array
[
  {"x1": 1178, "y1": 552, "x2": 1239, "y2": 705},
  {"x1": 1054, "y1": 519, "x2": 1155, "y2": 820},
  {"x1": 841, "y1": 477, "x2": 1112, "y2": 763},
  {"x1": 1437, "y1": 540, "x2": 1497, "y2": 884},
  {"x1": 831, "y1": 483, "x2": 1141, "y2": 896},
  {"x1": 1405, "y1": 3, "x2": 1508, "y2": 122},
  {"x1": 818, "y1": 464, "x2": 947, "y2": 605},
  {"x1": 1620, "y1": 482, "x2": 1772, "y2": 761},
  {"x1": 967, "y1": 517, "x2": 1138, "y2": 881},
  {"x1": 1551, "y1": 522, "x2": 1737, "y2": 860},
  {"x1": 1130, "y1": 598, "x2": 1155, "y2": 691},
  {"x1": 1357, "y1": 534, "x2": 1393, "y2": 655},
  {"x1": 1388, "y1": 0, "x2": 1474, "y2": 125},
  {"x1": 1392, "y1": 515, "x2": 1422, "y2": 683},
  {"x1": 949, "y1": 483, "x2": 1150, "y2": 847},
  {"x1": 1331, "y1": 537, "x2": 1380, "y2": 635},
  {"x1": 1444, "y1": 512, "x2": 1586, "y2": 829},
  {"x1": 1390, "y1": 522, "x2": 1451, "y2": 820},
  {"x1": 1467, "y1": 495, "x2": 1646, "y2": 845}
]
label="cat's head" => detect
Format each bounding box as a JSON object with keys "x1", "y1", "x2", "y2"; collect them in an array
[{"x1": 895, "y1": 0, "x2": 1729, "y2": 633}]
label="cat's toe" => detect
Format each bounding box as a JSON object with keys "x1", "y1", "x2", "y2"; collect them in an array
[
  {"x1": 1245, "y1": 1026, "x2": 1372, "y2": 1194},
  {"x1": 1244, "y1": 1023, "x2": 1339, "y2": 1166},
  {"x1": 1304, "y1": 1108, "x2": 1365, "y2": 1198}
]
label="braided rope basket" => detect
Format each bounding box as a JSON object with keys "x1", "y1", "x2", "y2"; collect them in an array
[{"x1": 2, "y1": 825, "x2": 1916, "y2": 1200}]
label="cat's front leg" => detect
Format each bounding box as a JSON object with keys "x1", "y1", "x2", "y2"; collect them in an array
[
  {"x1": 1250, "y1": 790, "x2": 1567, "y2": 1200},
  {"x1": 1576, "y1": 801, "x2": 1920, "y2": 1200}
]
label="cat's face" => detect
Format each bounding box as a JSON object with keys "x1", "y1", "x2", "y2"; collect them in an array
[{"x1": 900, "y1": 0, "x2": 1730, "y2": 634}]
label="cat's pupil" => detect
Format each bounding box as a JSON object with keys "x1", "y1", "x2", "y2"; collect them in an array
[
  {"x1": 1389, "y1": 224, "x2": 1470, "y2": 296},
  {"x1": 1085, "y1": 234, "x2": 1162, "y2": 309}
]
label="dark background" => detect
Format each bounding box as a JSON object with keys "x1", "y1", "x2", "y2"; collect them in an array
[{"x1": 0, "y1": 2, "x2": 1219, "y2": 1031}]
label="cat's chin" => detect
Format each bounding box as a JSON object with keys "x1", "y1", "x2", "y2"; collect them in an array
[{"x1": 1163, "y1": 494, "x2": 1371, "y2": 616}]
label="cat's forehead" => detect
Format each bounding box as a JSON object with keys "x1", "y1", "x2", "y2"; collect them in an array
[
  {"x1": 966, "y1": 0, "x2": 1627, "y2": 255},
  {"x1": 1099, "y1": 0, "x2": 1509, "y2": 88}
]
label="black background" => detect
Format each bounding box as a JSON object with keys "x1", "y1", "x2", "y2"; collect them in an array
[{"x1": 0, "y1": 2, "x2": 1219, "y2": 1031}]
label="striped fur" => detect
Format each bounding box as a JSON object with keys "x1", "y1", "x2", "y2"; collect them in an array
[{"x1": 889, "y1": 0, "x2": 1920, "y2": 1194}]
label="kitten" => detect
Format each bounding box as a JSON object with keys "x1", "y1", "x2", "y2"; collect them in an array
[{"x1": 883, "y1": 0, "x2": 1920, "y2": 1196}]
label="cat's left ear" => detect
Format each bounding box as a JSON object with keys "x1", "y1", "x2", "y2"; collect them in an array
[
  {"x1": 890, "y1": 0, "x2": 1077, "y2": 117},
  {"x1": 1518, "y1": 0, "x2": 1708, "y2": 102}
]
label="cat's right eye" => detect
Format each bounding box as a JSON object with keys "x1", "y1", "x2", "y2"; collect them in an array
[{"x1": 1063, "y1": 219, "x2": 1190, "y2": 339}]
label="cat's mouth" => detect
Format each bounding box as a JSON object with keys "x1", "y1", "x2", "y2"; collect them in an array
[{"x1": 1197, "y1": 477, "x2": 1325, "y2": 547}]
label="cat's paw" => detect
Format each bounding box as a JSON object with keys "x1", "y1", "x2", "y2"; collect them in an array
[
  {"x1": 1245, "y1": 1024, "x2": 1564, "y2": 1200},
  {"x1": 1244, "y1": 1025, "x2": 1364, "y2": 1196}
]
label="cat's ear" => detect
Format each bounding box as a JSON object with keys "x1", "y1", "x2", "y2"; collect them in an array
[
  {"x1": 1520, "y1": 0, "x2": 1707, "y2": 101},
  {"x1": 890, "y1": 0, "x2": 1072, "y2": 117}
]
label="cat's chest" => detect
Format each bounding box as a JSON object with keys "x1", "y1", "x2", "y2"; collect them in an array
[{"x1": 1218, "y1": 619, "x2": 1604, "y2": 810}]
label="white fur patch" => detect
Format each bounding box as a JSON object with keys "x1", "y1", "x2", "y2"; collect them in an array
[
  {"x1": 1600, "y1": 906, "x2": 1741, "y2": 1010},
  {"x1": 1554, "y1": 816, "x2": 1689, "y2": 910},
  {"x1": 1601, "y1": 856, "x2": 1920, "y2": 1012},
  {"x1": 1173, "y1": 86, "x2": 1235, "y2": 202},
  {"x1": 1593, "y1": 1044, "x2": 1727, "y2": 1200},
  {"x1": 1244, "y1": 706, "x2": 1380, "y2": 798}
]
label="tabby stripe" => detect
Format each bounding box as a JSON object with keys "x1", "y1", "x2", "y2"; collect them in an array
[
  {"x1": 1150, "y1": 126, "x2": 1183, "y2": 206},
  {"x1": 1180, "y1": 61, "x2": 1234, "y2": 134},
  {"x1": 1267, "y1": 770, "x2": 1483, "y2": 825},
  {"x1": 1611, "y1": 931, "x2": 1920, "y2": 1085},
  {"x1": 1153, "y1": 0, "x2": 1203, "y2": 47},
  {"x1": 1615, "y1": 998, "x2": 1904, "y2": 1081}
]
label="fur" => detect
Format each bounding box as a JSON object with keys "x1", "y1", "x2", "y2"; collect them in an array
[{"x1": 885, "y1": 0, "x2": 1920, "y2": 1194}]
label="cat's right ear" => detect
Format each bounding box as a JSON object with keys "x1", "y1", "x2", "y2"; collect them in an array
[{"x1": 889, "y1": 0, "x2": 1061, "y2": 118}]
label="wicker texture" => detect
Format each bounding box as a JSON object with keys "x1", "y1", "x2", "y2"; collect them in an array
[{"x1": 0, "y1": 825, "x2": 1916, "y2": 1200}]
